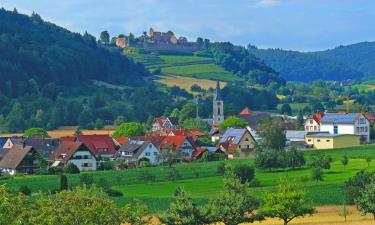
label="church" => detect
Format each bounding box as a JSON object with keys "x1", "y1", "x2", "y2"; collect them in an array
[{"x1": 213, "y1": 80, "x2": 224, "y2": 125}]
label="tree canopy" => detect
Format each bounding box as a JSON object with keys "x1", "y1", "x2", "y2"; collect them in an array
[{"x1": 112, "y1": 122, "x2": 145, "y2": 137}]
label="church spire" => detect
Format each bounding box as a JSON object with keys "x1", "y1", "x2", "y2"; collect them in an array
[{"x1": 214, "y1": 80, "x2": 222, "y2": 101}]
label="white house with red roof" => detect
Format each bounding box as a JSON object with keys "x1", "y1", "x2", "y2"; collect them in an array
[
  {"x1": 304, "y1": 112, "x2": 324, "y2": 132},
  {"x1": 151, "y1": 116, "x2": 179, "y2": 132},
  {"x1": 159, "y1": 135, "x2": 195, "y2": 158}
]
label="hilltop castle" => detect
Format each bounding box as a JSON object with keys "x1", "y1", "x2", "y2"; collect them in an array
[{"x1": 115, "y1": 28, "x2": 200, "y2": 51}]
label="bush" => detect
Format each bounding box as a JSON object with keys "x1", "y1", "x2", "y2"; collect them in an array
[
  {"x1": 98, "y1": 161, "x2": 114, "y2": 171},
  {"x1": 106, "y1": 189, "x2": 123, "y2": 197},
  {"x1": 199, "y1": 151, "x2": 225, "y2": 162},
  {"x1": 97, "y1": 177, "x2": 111, "y2": 191},
  {"x1": 64, "y1": 163, "x2": 80, "y2": 174},
  {"x1": 166, "y1": 167, "x2": 182, "y2": 181},
  {"x1": 137, "y1": 169, "x2": 156, "y2": 183},
  {"x1": 80, "y1": 173, "x2": 94, "y2": 187},
  {"x1": 60, "y1": 174, "x2": 68, "y2": 191},
  {"x1": 48, "y1": 166, "x2": 63, "y2": 175},
  {"x1": 217, "y1": 162, "x2": 226, "y2": 175},
  {"x1": 248, "y1": 178, "x2": 261, "y2": 187},
  {"x1": 234, "y1": 164, "x2": 255, "y2": 184},
  {"x1": 286, "y1": 148, "x2": 305, "y2": 168},
  {"x1": 19, "y1": 185, "x2": 31, "y2": 195}
]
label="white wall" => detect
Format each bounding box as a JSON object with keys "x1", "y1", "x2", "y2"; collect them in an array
[
  {"x1": 68, "y1": 150, "x2": 97, "y2": 171},
  {"x1": 138, "y1": 143, "x2": 159, "y2": 164}
]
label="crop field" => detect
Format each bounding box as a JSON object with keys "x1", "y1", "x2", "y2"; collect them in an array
[
  {"x1": 2, "y1": 145, "x2": 375, "y2": 214},
  {"x1": 0, "y1": 128, "x2": 115, "y2": 138},
  {"x1": 125, "y1": 48, "x2": 241, "y2": 82},
  {"x1": 155, "y1": 75, "x2": 227, "y2": 92}
]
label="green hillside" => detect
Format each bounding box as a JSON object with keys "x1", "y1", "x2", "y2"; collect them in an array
[{"x1": 125, "y1": 48, "x2": 241, "y2": 82}]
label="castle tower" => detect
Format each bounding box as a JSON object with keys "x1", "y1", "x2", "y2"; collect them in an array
[{"x1": 213, "y1": 80, "x2": 224, "y2": 125}]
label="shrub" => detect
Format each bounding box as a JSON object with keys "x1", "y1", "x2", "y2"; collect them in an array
[
  {"x1": 166, "y1": 167, "x2": 182, "y2": 181},
  {"x1": 97, "y1": 177, "x2": 111, "y2": 192},
  {"x1": 234, "y1": 164, "x2": 255, "y2": 184},
  {"x1": 98, "y1": 161, "x2": 114, "y2": 171},
  {"x1": 199, "y1": 151, "x2": 225, "y2": 162},
  {"x1": 60, "y1": 174, "x2": 68, "y2": 191},
  {"x1": 217, "y1": 162, "x2": 226, "y2": 175},
  {"x1": 19, "y1": 185, "x2": 31, "y2": 195},
  {"x1": 65, "y1": 163, "x2": 80, "y2": 174},
  {"x1": 137, "y1": 169, "x2": 156, "y2": 183},
  {"x1": 80, "y1": 173, "x2": 94, "y2": 187},
  {"x1": 48, "y1": 166, "x2": 63, "y2": 175},
  {"x1": 248, "y1": 178, "x2": 261, "y2": 187},
  {"x1": 106, "y1": 189, "x2": 123, "y2": 197}
]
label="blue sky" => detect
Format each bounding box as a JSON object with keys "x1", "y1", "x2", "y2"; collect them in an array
[{"x1": 2, "y1": 0, "x2": 375, "y2": 51}]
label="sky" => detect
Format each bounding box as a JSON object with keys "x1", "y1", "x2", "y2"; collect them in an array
[{"x1": 2, "y1": 0, "x2": 375, "y2": 51}]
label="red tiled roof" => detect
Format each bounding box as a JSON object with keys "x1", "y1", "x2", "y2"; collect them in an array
[
  {"x1": 114, "y1": 137, "x2": 129, "y2": 145},
  {"x1": 75, "y1": 135, "x2": 117, "y2": 156},
  {"x1": 48, "y1": 141, "x2": 86, "y2": 163},
  {"x1": 154, "y1": 117, "x2": 165, "y2": 127},
  {"x1": 60, "y1": 136, "x2": 77, "y2": 142},
  {"x1": 239, "y1": 107, "x2": 253, "y2": 115},
  {"x1": 160, "y1": 136, "x2": 188, "y2": 150},
  {"x1": 193, "y1": 147, "x2": 207, "y2": 157},
  {"x1": 313, "y1": 112, "x2": 325, "y2": 123}
]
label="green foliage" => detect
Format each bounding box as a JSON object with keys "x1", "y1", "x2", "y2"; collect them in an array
[
  {"x1": 344, "y1": 171, "x2": 375, "y2": 204},
  {"x1": 64, "y1": 163, "x2": 80, "y2": 174},
  {"x1": 98, "y1": 161, "x2": 114, "y2": 171},
  {"x1": 208, "y1": 166, "x2": 260, "y2": 225},
  {"x1": 285, "y1": 148, "x2": 305, "y2": 169},
  {"x1": 280, "y1": 103, "x2": 292, "y2": 116},
  {"x1": 311, "y1": 168, "x2": 324, "y2": 182},
  {"x1": 262, "y1": 178, "x2": 315, "y2": 225},
  {"x1": 166, "y1": 167, "x2": 182, "y2": 181},
  {"x1": 355, "y1": 178, "x2": 375, "y2": 220},
  {"x1": 254, "y1": 148, "x2": 287, "y2": 170},
  {"x1": 19, "y1": 185, "x2": 31, "y2": 196},
  {"x1": 123, "y1": 199, "x2": 151, "y2": 225},
  {"x1": 97, "y1": 177, "x2": 111, "y2": 192},
  {"x1": 233, "y1": 164, "x2": 255, "y2": 184},
  {"x1": 218, "y1": 116, "x2": 247, "y2": 130},
  {"x1": 99, "y1": 30, "x2": 110, "y2": 44},
  {"x1": 341, "y1": 155, "x2": 349, "y2": 170},
  {"x1": 106, "y1": 189, "x2": 123, "y2": 197},
  {"x1": 80, "y1": 173, "x2": 94, "y2": 187},
  {"x1": 113, "y1": 122, "x2": 145, "y2": 137},
  {"x1": 161, "y1": 187, "x2": 206, "y2": 225},
  {"x1": 190, "y1": 84, "x2": 204, "y2": 92},
  {"x1": 217, "y1": 162, "x2": 226, "y2": 175},
  {"x1": 309, "y1": 154, "x2": 331, "y2": 169},
  {"x1": 258, "y1": 118, "x2": 286, "y2": 150},
  {"x1": 24, "y1": 127, "x2": 49, "y2": 138},
  {"x1": 137, "y1": 169, "x2": 156, "y2": 183},
  {"x1": 0, "y1": 185, "x2": 27, "y2": 225},
  {"x1": 199, "y1": 151, "x2": 225, "y2": 162},
  {"x1": 60, "y1": 174, "x2": 68, "y2": 191}
]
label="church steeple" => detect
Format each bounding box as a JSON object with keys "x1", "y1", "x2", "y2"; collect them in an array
[{"x1": 213, "y1": 80, "x2": 224, "y2": 125}]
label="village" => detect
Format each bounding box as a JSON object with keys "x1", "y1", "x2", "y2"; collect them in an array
[{"x1": 0, "y1": 81, "x2": 373, "y2": 175}]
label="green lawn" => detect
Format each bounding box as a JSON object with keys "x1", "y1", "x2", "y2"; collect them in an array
[{"x1": 1, "y1": 145, "x2": 375, "y2": 213}]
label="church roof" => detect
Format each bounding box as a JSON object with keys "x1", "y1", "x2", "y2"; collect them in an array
[
  {"x1": 214, "y1": 81, "x2": 223, "y2": 101},
  {"x1": 239, "y1": 107, "x2": 252, "y2": 115}
]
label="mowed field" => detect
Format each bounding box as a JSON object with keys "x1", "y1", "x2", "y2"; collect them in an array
[
  {"x1": 155, "y1": 75, "x2": 227, "y2": 92},
  {"x1": 0, "y1": 128, "x2": 115, "y2": 138},
  {"x1": 2, "y1": 145, "x2": 375, "y2": 215}
]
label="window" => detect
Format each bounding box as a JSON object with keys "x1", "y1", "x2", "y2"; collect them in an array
[
  {"x1": 149, "y1": 144, "x2": 152, "y2": 148},
  {"x1": 82, "y1": 163, "x2": 92, "y2": 167},
  {"x1": 154, "y1": 152, "x2": 158, "y2": 156},
  {"x1": 333, "y1": 124, "x2": 338, "y2": 134},
  {"x1": 326, "y1": 140, "x2": 330, "y2": 142},
  {"x1": 317, "y1": 139, "x2": 321, "y2": 142},
  {"x1": 309, "y1": 120, "x2": 313, "y2": 124},
  {"x1": 359, "y1": 118, "x2": 366, "y2": 124},
  {"x1": 307, "y1": 139, "x2": 312, "y2": 142},
  {"x1": 365, "y1": 127, "x2": 368, "y2": 132},
  {"x1": 145, "y1": 152, "x2": 151, "y2": 156},
  {"x1": 305, "y1": 126, "x2": 309, "y2": 130}
]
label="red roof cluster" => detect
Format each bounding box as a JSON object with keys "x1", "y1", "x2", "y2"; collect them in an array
[
  {"x1": 60, "y1": 135, "x2": 117, "y2": 156},
  {"x1": 160, "y1": 136, "x2": 189, "y2": 150}
]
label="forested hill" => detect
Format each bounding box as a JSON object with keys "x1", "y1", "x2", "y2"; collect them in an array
[
  {"x1": 0, "y1": 8, "x2": 150, "y2": 94},
  {"x1": 248, "y1": 42, "x2": 375, "y2": 82}
]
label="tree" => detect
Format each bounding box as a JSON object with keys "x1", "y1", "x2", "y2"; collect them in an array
[
  {"x1": 341, "y1": 155, "x2": 349, "y2": 170},
  {"x1": 99, "y1": 31, "x2": 110, "y2": 44},
  {"x1": 80, "y1": 173, "x2": 94, "y2": 187},
  {"x1": 219, "y1": 116, "x2": 247, "y2": 130},
  {"x1": 158, "y1": 147, "x2": 180, "y2": 168},
  {"x1": 280, "y1": 103, "x2": 292, "y2": 116},
  {"x1": 296, "y1": 110, "x2": 304, "y2": 129},
  {"x1": 208, "y1": 166, "x2": 260, "y2": 225},
  {"x1": 285, "y1": 148, "x2": 305, "y2": 169},
  {"x1": 0, "y1": 185, "x2": 27, "y2": 225},
  {"x1": 161, "y1": 188, "x2": 205, "y2": 225},
  {"x1": 123, "y1": 199, "x2": 151, "y2": 225},
  {"x1": 5, "y1": 102, "x2": 26, "y2": 132},
  {"x1": 27, "y1": 186, "x2": 124, "y2": 225},
  {"x1": 262, "y1": 178, "x2": 315, "y2": 225},
  {"x1": 65, "y1": 163, "x2": 80, "y2": 174},
  {"x1": 254, "y1": 147, "x2": 286, "y2": 171},
  {"x1": 308, "y1": 153, "x2": 331, "y2": 169},
  {"x1": 169, "y1": 108, "x2": 180, "y2": 118},
  {"x1": 355, "y1": 179, "x2": 375, "y2": 220},
  {"x1": 60, "y1": 174, "x2": 68, "y2": 191},
  {"x1": 338, "y1": 205, "x2": 351, "y2": 221},
  {"x1": 258, "y1": 118, "x2": 286, "y2": 150},
  {"x1": 112, "y1": 122, "x2": 145, "y2": 137},
  {"x1": 311, "y1": 167, "x2": 324, "y2": 182},
  {"x1": 366, "y1": 157, "x2": 372, "y2": 167},
  {"x1": 344, "y1": 171, "x2": 375, "y2": 204},
  {"x1": 24, "y1": 127, "x2": 49, "y2": 138},
  {"x1": 74, "y1": 127, "x2": 83, "y2": 135},
  {"x1": 178, "y1": 102, "x2": 196, "y2": 124},
  {"x1": 19, "y1": 185, "x2": 31, "y2": 195},
  {"x1": 234, "y1": 164, "x2": 255, "y2": 184}
]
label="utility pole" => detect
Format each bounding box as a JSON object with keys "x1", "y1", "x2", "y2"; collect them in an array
[{"x1": 195, "y1": 96, "x2": 199, "y2": 128}]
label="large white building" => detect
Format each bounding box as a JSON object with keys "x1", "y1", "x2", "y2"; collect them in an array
[{"x1": 319, "y1": 113, "x2": 370, "y2": 142}]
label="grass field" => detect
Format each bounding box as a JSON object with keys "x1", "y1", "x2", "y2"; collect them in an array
[
  {"x1": 155, "y1": 75, "x2": 227, "y2": 92},
  {"x1": 0, "y1": 128, "x2": 115, "y2": 138},
  {"x1": 125, "y1": 48, "x2": 241, "y2": 83},
  {"x1": 1, "y1": 145, "x2": 375, "y2": 213}
]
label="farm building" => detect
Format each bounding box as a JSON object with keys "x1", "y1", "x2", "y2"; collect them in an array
[
  {"x1": 305, "y1": 132, "x2": 360, "y2": 149},
  {"x1": 218, "y1": 128, "x2": 256, "y2": 159}
]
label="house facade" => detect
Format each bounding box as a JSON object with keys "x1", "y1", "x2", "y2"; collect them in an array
[
  {"x1": 62, "y1": 135, "x2": 117, "y2": 158},
  {"x1": 218, "y1": 128, "x2": 256, "y2": 159},
  {"x1": 116, "y1": 140, "x2": 159, "y2": 165},
  {"x1": 151, "y1": 117, "x2": 179, "y2": 132},
  {"x1": 0, "y1": 145, "x2": 38, "y2": 175},
  {"x1": 305, "y1": 132, "x2": 360, "y2": 149},
  {"x1": 320, "y1": 113, "x2": 370, "y2": 142},
  {"x1": 49, "y1": 141, "x2": 97, "y2": 171},
  {"x1": 160, "y1": 136, "x2": 195, "y2": 158}
]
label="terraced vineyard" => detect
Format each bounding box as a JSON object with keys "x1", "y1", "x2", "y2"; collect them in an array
[{"x1": 125, "y1": 48, "x2": 242, "y2": 85}]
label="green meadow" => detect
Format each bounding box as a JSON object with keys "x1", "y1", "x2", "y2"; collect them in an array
[{"x1": 1, "y1": 145, "x2": 375, "y2": 212}]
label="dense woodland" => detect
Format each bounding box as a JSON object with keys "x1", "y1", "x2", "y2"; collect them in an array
[{"x1": 248, "y1": 42, "x2": 375, "y2": 82}]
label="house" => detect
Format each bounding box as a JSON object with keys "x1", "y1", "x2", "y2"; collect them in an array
[
  {"x1": 304, "y1": 112, "x2": 324, "y2": 132},
  {"x1": 218, "y1": 128, "x2": 257, "y2": 159},
  {"x1": 236, "y1": 107, "x2": 270, "y2": 130},
  {"x1": 115, "y1": 37, "x2": 128, "y2": 48},
  {"x1": 305, "y1": 132, "x2": 360, "y2": 149},
  {"x1": 23, "y1": 137, "x2": 60, "y2": 159},
  {"x1": 285, "y1": 130, "x2": 308, "y2": 147},
  {"x1": 209, "y1": 126, "x2": 226, "y2": 142},
  {"x1": 0, "y1": 145, "x2": 38, "y2": 175},
  {"x1": 2, "y1": 136, "x2": 23, "y2": 149},
  {"x1": 166, "y1": 129, "x2": 205, "y2": 142},
  {"x1": 0, "y1": 148, "x2": 8, "y2": 161},
  {"x1": 159, "y1": 136, "x2": 195, "y2": 158},
  {"x1": 49, "y1": 141, "x2": 97, "y2": 171},
  {"x1": 151, "y1": 116, "x2": 179, "y2": 131},
  {"x1": 320, "y1": 113, "x2": 370, "y2": 142},
  {"x1": 116, "y1": 140, "x2": 159, "y2": 165},
  {"x1": 61, "y1": 135, "x2": 118, "y2": 158}
]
